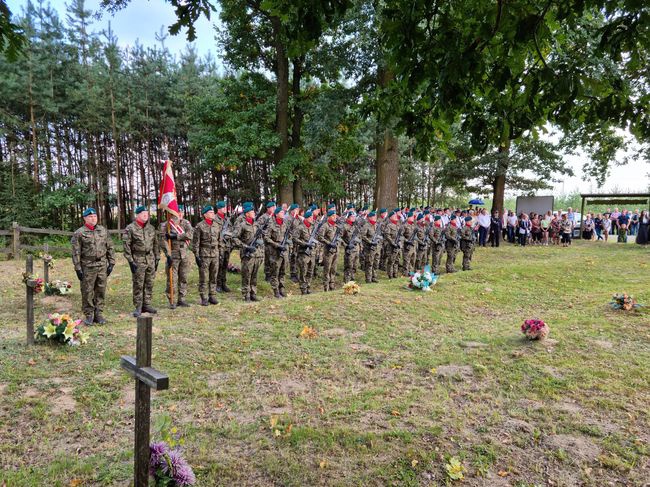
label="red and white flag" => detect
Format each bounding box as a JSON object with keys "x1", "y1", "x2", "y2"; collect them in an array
[{"x1": 158, "y1": 159, "x2": 184, "y2": 235}]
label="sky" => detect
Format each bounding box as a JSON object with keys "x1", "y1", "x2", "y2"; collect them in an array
[{"x1": 7, "y1": 0, "x2": 650, "y2": 196}]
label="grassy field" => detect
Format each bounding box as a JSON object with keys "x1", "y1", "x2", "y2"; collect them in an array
[{"x1": 1, "y1": 241, "x2": 649, "y2": 486}]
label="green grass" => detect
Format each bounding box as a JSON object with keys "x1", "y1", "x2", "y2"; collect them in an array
[{"x1": 1, "y1": 241, "x2": 649, "y2": 485}]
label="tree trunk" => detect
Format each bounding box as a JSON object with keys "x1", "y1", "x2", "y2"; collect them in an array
[
  {"x1": 109, "y1": 82, "x2": 124, "y2": 229},
  {"x1": 291, "y1": 57, "x2": 304, "y2": 205},
  {"x1": 491, "y1": 140, "x2": 510, "y2": 215},
  {"x1": 374, "y1": 66, "x2": 399, "y2": 209},
  {"x1": 272, "y1": 15, "x2": 292, "y2": 204}
]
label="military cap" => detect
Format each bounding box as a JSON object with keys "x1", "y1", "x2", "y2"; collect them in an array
[
  {"x1": 346, "y1": 203, "x2": 354, "y2": 209},
  {"x1": 82, "y1": 207, "x2": 96, "y2": 217},
  {"x1": 201, "y1": 205, "x2": 214, "y2": 215},
  {"x1": 346, "y1": 211, "x2": 355, "y2": 218},
  {"x1": 289, "y1": 203, "x2": 299, "y2": 211},
  {"x1": 408, "y1": 211, "x2": 414, "y2": 217},
  {"x1": 242, "y1": 202, "x2": 254, "y2": 212},
  {"x1": 417, "y1": 214, "x2": 424, "y2": 221},
  {"x1": 434, "y1": 215, "x2": 442, "y2": 221},
  {"x1": 379, "y1": 208, "x2": 387, "y2": 214},
  {"x1": 327, "y1": 209, "x2": 336, "y2": 217},
  {"x1": 388, "y1": 211, "x2": 396, "y2": 218},
  {"x1": 216, "y1": 201, "x2": 226, "y2": 209},
  {"x1": 327, "y1": 203, "x2": 336, "y2": 210},
  {"x1": 135, "y1": 205, "x2": 146, "y2": 214},
  {"x1": 304, "y1": 210, "x2": 313, "y2": 218},
  {"x1": 465, "y1": 216, "x2": 473, "y2": 222},
  {"x1": 362, "y1": 205, "x2": 369, "y2": 211},
  {"x1": 368, "y1": 211, "x2": 377, "y2": 217},
  {"x1": 424, "y1": 209, "x2": 430, "y2": 215},
  {"x1": 393, "y1": 208, "x2": 400, "y2": 213},
  {"x1": 274, "y1": 207, "x2": 284, "y2": 215},
  {"x1": 266, "y1": 201, "x2": 276, "y2": 208}
]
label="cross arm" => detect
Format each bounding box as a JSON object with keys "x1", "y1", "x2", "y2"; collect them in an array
[{"x1": 120, "y1": 355, "x2": 169, "y2": 391}]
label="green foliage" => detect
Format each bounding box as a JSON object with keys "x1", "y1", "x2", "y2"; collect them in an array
[{"x1": 0, "y1": 0, "x2": 25, "y2": 61}]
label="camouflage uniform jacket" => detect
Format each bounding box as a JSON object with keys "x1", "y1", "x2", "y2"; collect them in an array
[
  {"x1": 264, "y1": 218, "x2": 289, "y2": 257},
  {"x1": 192, "y1": 219, "x2": 222, "y2": 258},
  {"x1": 159, "y1": 219, "x2": 193, "y2": 259},
  {"x1": 71, "y1": 224, "x2": 115, "y2": 271},
  {"x1": 123, "y1": 221, "x2": 159, "y2": 264},
  {"x1": 232, "y1": 217, "x2": 264, "y2": 259},
  {"x1": 292, "y1": 220, "x2": 313, "y2": 252},
  {"x1": 444, "y1": 225, "x2": 460, "y2": 245}
]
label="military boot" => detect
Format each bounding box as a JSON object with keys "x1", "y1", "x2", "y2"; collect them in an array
[
  {"x1": 177, "y1": 300, "x2": 190, "y2": 307},
  {"x1": 142, "y1": 304, "x2": 157, "y2": 314},
  {"x1": 250, "y1": 294, "x2": 260, "y2": 302},
  {"x1": 83, "y1": 313, "x2": 94, "y2": 326},
  {"x1": 273, "y1": 290, "x2": 281, "y2": 299},
  {"x1": 200, "y1": 298, "x2": 209, "y2": 306},
  {"x1": 222, "y1": 284, "x2": 231, "y2": 292},
  {"x1": 208, "y1": 296, "x2": 219, "y2": 305},
  {"x1": 93, "y1": 312, "x2": 106, "y2": 325},
  {"x1": 133, "y1": 307, "x2": 142, "y2": 318}
]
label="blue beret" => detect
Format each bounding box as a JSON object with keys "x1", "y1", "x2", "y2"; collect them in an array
[
  {"x1": 202, "y1": 205, "x2": 214, "y2": 215},
  {"x1": 417, "y1": 214, "x2": 424, "y2": 221},
  {"x1": 304, "y1": 210, "x2": 313, "y2": 218},
  {"x1": 408, "y1": 211, "x2": 414, "y2": 217},
  {"x1": 346, "y1": 211, "x2": 355, "y2": 218},
  {"x1": 434, "y1": 215, "x2": 442, "y2": 221},
  {"x1": 266, "y1": 201, "x2": 276, "y2": 208},
  {"x1": 274, "y1": 207, "x2": 283, "y2": 215},
  {"x1": 135, "y1": 205, "x2": 146, "y2": 214},
  {"x1": 216, "y1": 201, "x2": 226, "y2": 209},
  {"x1": 368, "y1": 211, "x2": 377, "y2": 217},
  {"x1": 242, "y1": 202, "x2": 254, "y2": 212},
  {"x1": 327, "y1": 210, "x2": 336, "y2": 217},
  {"x1": 289, "y1": 203, "x2": 299, "y2": 211},
  {"x1": 465, "y1": 216, "x2": 473, "y2": 222},
  {"x1": 327, "y1": 203, "x2": 336, "y2": 209},
  {"x1": 83, "y1": 207, "x2": 96, "y2": 217}
]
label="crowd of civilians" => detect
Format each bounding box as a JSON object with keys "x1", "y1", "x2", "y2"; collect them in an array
[{"x1": 465, "y1": 206, "x2": 650, "y2": 248}]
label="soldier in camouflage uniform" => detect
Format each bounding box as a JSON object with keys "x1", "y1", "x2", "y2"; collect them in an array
[
  {"x1": 429, "y1": 215, "x2": 445, "y2": 275},
  {"x1": 382, "y1": 211, "x2": 403, "y2": 279},
  {"x1": 265, "y1": 206, "x2": 289, "y2": 298},
  {"x1": 341, "y1": 211, "x2": 362, "y2": 282},
  {"x1": 460, "y1": 216, "x2": 476, "y2": 271},
  {"x1": 401, "y1": 211, "x2": 419, "y2": 275},
  {"x1": 309, "y1": 205, "x2": 322, "y2": 278},
  {"x1": 377, "y1": 208, "x2": 389, "y2": 270},
  {"x1": 159, "y1": 207, "x2": 193, "y2": 309},
  {"x1": 192, "y1": 205, "x2": 222, "y2": 306},
  {"x1": 123, "y1": 205, "x2": 160, "y2": 317},
  {"x1": 285, "y1": 203, "x2": 301, "y2": 283},
  {"x1": 292, "y1": 209, "x2": 316, "y2": 294},
  {"x1": 317, "y1": 209, "x2": 341, "y2": 291},
  {"x1": 215, "y1": 201, "x2": 232, "y2": 293},
  {"x1": 231, "y1": 202, "x2": 264, "y2": 301},
  {"x1": 414, "y1": 213, "x2": 429, "y2": 270},
  {"x1": 361, "y1": 211, "x2": 382, "y2": 283},
  {"x1": 257, "y1": 201, "x2": 276, "y2": 281},
  {"x1": 71, "y1": 207, "x2": 116, "y2": 325},
  {"x1": 444, "y1": 215, "x2": 461, "y2": 273}
]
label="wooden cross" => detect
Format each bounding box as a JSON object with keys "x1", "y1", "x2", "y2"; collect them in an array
[
  {"x1": 120, "y1": 316, "x2": 169, "y2": 487},
  {"x1": 42, "y1": 243, "x2": 50, "y2": 283},
  {"x1": 25, "y1": 255, "x2": 34, "y2": 345}
]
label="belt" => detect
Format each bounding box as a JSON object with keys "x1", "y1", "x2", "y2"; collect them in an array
[{"x1": 132, "y1": 250, "x2": 151, "y2": 256}]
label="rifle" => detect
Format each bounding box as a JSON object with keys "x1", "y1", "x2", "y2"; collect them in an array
[
  {"x1": 242, "y1": 220, "x2": 269, "y2": 258},
  {"x1": 370, "y1": 220, "x2": 385, "y2": 247},
  {"x1": 391, "y1": 224, "x2": 404, "y2": 249},
  {"x1": 304, "y1": 217, "x2": 326, "y2": 256},
  {"x1": 404, "y1": 225, "x2": 419, "y2": 248},
  {"x1": 278, "y1": 222, "x2": 292, "y2": 253},
  {"x1": 220, "y1": 215, "x2": 231, "y2": 240},
  {"x1": 420, "y1": 224, "x2": 430, "y2": 250},
  {"x1": 327, "y1": 225, "x2": 342, "y2": 252},
  {"x1": 346, "y1": 224, "x2": 363, "y2": 252}
]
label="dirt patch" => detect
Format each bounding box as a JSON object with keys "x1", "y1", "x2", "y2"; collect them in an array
[
  {"x1": 52, "y1": 387, "x2": 77, "y2": 414},
  {"x1": 24, "y1": 387, "x2": 40, "y2": 398},
  {"x1": 436, "y1": 365, "x2": 473, "y2": 381},
  {"x1": 265, "y1": 406, "x2": 292, "y2": 416},
  {"x1": 460, "y1": 341, "x2": 488, "y2": 349},
  {"x1": 0, "y1": 383, "x2": 6, "y2": 394},
  {"x1": 517, "y1": 399, "x2": 544, "y2": 411},
  {"x1": 546, "y1": 434, "x2": 600, "y2": 462},
  {"x1": 541, "y1": 366, "x2": 564, "y2": 379},
  {"x1": 321, "y1": 327, "x2": 347, "y2": 337},
  {"x1": 592, "y1": 339, "x2": 614, "y2": 349},
  {"x1": 555, "y1": 401, "x2": 584, "y2": 415},
  {"x1": 125, "y1": 326, "x2": 161, "y2": 337},
  {"x1": 40, "y1": 296, "x2": 74, "y2": 313},
  {"x1": 119, "y1": 385, "x2": 135, "y2": 409},
  {"x1": 278, "y1": 379, "x2": 308, "y2": 396},
  {"x1": 504, "y1": 418, "x2": 535, "y2": 434},
  {"x1": 207, "y1": 372, "x2": 230, "y2": 388},
  {"x1": 350, "y1": 343, "x2": 372, "y2": 352}
]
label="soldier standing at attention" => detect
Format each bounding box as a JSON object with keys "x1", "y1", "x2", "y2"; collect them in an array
[
  {"x1": 377, "y1": 208, "x2": 389, "y2": 270},
  {"x1": 309, "y1": 204, "x2": 322, "y2": 279},
  {"x1": 215, "y1": 201, "x2": 232, "y2": 293},
  {"x1": 415, "y1": 213, "x2": 428, "y2": 270},
  {"x1": 192, "y1": 205, "x2": 221, "y2": 306},
  {"x1": 286, "y1": 203, "x2": 301, "y2": 283},
  {"x1": 430, "y1": 215, "x2": 445, "y2": 274},
  {"x1": 383, "y1": 211, "x2": 402, "y2": 279},
  {"x1": 401, "y1": 211, "x2": 418, "y2": 275},
  {"x1": 444, "y1": 215, "x2": 460, "y2": 273},
  {"x1": 265, "y1": 206, "x2": 289, "y2": 298},
  {"x1": 71, "y1": 208, "x2": 115, "y2": 325},
  {"x1": 292, "y1": 209, "x2": 315, "y2": 295},
  {"x1": 231, "y1": 202, "x2": 264, "y2": 301},
  {"x1": 362, "y1": 211, "x2": 381, "y2": 283},
  {"x1": 460, "y1": 216, "x2": 476, "y2": 271},
  {"x1": 159, "y1": 206, "x2": 193, "y2": 309},
  {"x1": 258, "y1": 201, "x2": 276, "y2": 281},
  {"x1": 317, "y1": 209, "x2": 340, "y2": 291},
  {"x1": 341, "y1": 211, "x2": 361, "y2": 283},
  {"x1": 123, "y1": 205, "x2": 159, "y2": 317}
]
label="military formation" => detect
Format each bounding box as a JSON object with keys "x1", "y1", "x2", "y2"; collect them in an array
[{"x1": 71, "y1": 202, "x2": 478, "y2": 323}]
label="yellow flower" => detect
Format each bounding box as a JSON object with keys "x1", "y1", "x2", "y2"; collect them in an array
[
  {"x1": 77, "y1": 330, "x2": 89, "y2": 344},
  {"x1": 43, "y1": 323, "x2": 58, "y2": 338},
  {"x1": 63, "y1": 324, "x2": 76, "y2": 341},
  {"x1": 60, "y1": 313, "x2": 71, "y2": 324}
]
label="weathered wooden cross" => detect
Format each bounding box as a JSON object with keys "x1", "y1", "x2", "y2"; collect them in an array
[
  {"x1": 25, "y1": 254, "x2": 34, "y2": 345},
  {"x1": 120, "y1": 316, "x2": 169, "y2": 487}
]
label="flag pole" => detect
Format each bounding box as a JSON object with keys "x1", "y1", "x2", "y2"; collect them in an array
[{"x1": 167, "y1": 216, "x2": 174, "y2": 307}]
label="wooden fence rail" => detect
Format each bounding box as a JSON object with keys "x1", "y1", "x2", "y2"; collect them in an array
[{"x1": 0, "y1": 222, "x2": 123, "y2": 259}]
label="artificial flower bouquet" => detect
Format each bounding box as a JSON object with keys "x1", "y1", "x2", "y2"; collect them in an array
[
  {"x1": 34, "y1": 313, "x2": 89, "y2": 346},
  {"x1": 610, "y1": 293, "x2": 642, "y2": 311},
  {"x1": 408, "y1": 265, "x2": 437, "y2": 291},
  {"x1": 521, "y1": 319, "x2": 549, "y2": 340},
  {"x1": 44, "y1": 279, "x2": 72, "y2": 296},
  {"x1": 150, "y1": 441, "x2": 196, "y2": 486},
  {"x1": 343, "y1": 281, "x2": 360, "y2": 295}
]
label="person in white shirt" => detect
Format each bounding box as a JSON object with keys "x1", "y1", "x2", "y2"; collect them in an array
[
  {"x1": 477, "y1": 209, "x2": 491, "y2": 247},
  {"x1": 507, "y1": 211, "x2": 518, "y2": 243}
]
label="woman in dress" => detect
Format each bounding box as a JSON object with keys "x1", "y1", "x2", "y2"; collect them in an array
[
  {"x1": 531, "y1": 214, "x2": 542, "y2": 245},
  {"x1": 635, "y1": 210, "x2": 649, "y2": 245},
  {"x1": 582, "y1": 213, "x2": 595, "y2": 240},
  {"x1": 601, "y1": 213, "x2": 611, "y2": 242}
]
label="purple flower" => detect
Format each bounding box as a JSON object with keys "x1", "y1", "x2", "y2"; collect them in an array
[
  {"x1": 150, "y1": 441, "x2": 169, "y2": 474},
  {"x1": 168, "y1": 449, "x2": 196, "y2": 486}
]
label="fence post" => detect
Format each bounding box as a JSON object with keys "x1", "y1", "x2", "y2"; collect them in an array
[
  {"x1": 43, "y1": 243, "x2": 49, "y2": 283},
  {"x1": 12, "y1": 222, "x2": 20, "y2": 260}
]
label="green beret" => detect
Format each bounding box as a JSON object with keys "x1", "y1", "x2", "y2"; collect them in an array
[
  {"x1": 368, "y1": 211, "x2": 377, "y2": 217},
  {"x1": 274, "y1": 207, "x2": 283, "y2": 215},
  {"x1": 362, "y1": 205, "x2": 369, "y2": 211},
  {"x1": 346, "y1": 203, "x2": 354, "y2": 209},
  {"x1": 379, "y1": 208, "x2": 387, "y2": 214},
  {"x1": 424, "y1": 209, "x2": 430, "y2": 215},
  {"x1": 327, "y1": 209, "x2": 336, "y2": 217},
  {"x1": 202, "y1": 205, "x2": 214, "y2": 215},
  {"x1": 216, "y1": 201, "x2": 226, "y2": 209},
  {"x1": 82, "y1": 207, "x2": 96, "y2": 217},
  {"x1": 434, "y1": 215, "x2": 442, "y2": 221},
  {"x1": 346, "y1": 211, "x2": 355, "y2": 218},
  {"x1": 465, "y1": 216, "x2": 473, "y2": 222},
  {"x1": 327, "y1": 203, "x2": 336, "y2": 210},
  {"x1": 408, "y1": 211, "x2": 414, "y2": 217},
  {"x1": 135, "y1": 205, "x2": 146, "y2": 215},
  {"x1": 304, "y1": 210, "x2": 313, "y2": 218},
  {"x1": 388, "y1": 211, "x2": 396, "y2": 218},
  {"x1": 417, "y1": 214, "x2": 424, "y2": 221},
  {"x1": 289, "y1": 203, "x2": 299, "y2": 211},
  {"x1": 393, "y1": 208, "x2": 400, "y2": 213},
  {"x1": 266, "y1": 201, "x2": 276, "y2": 208},
  {"x1": 242, "y1": 202, "x2": 254, "y2": 212}
]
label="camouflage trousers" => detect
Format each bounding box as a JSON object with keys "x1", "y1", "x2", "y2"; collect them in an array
[
  {"x1": 402, "y1": 245, "x2": 417, "y2": 275},
  {"x1": 289, "y1": 244, "x2": 298, "y2": 278},
  {"x1": 297, "y1": 252, "x2": 314, "y2": 293},
  {"x1": 415, "y1": 245, "x2": 428, "y2": 271},
  {"x1": 386, "y1": 247, "x2": 401, "y2": 278},
  {"x1": 269, "y1": 252, "x2": 287, "y2": 293},
  {"x1": 165, "y1": 257, "x2": 190, "y2": 303},
  {"x1": 241, "y1": 255, "x2": 262, "y2": 299},
  {"x1": 431, "y1": 244, "x2": 444, "y2": 274},
  {"x1": 445, "y1": 243, "x2": 458, "y2": 273},
  {"x1": 131, "y1": 256, "x2": 156, "y2": 308},
  {"x1": 80, "y1": 264, "x2": 107, "y2": 317},
  {"x1": 460, "y1": 241, "x2": 474, "y2": 271},
  {"x1": 198, "y1": 255, "x2": 220, "y2": 300},
  {"x1": 343, "y1": 249, "x2": 359, "y2": 283},
  {"x1": 321, "y1": 248, "x2": 338, "y2": 291},
  {"x1": 264, "y1": 245, "x2": 272, "y2": 280},
  {"x1": 364, "y1": 245, "x2": 380, "y2": 282},
  {"x1": 217, "y1": 249, "x2": 231, "y2": 289}
]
